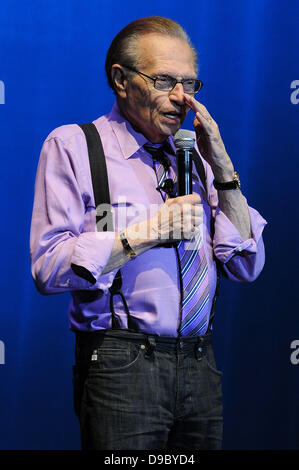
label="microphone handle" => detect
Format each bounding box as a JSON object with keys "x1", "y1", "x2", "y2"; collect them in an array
[{"x1": 176, "y1": 149, "x2": 193, "y2": 196}]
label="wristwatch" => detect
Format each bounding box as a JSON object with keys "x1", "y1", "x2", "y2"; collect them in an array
[
  {"x1": 119, "y1": 229, "x2": 137, "y2": 259},
  {"x1": 213, "y1": 171, "x2": 241, "y2": 190}
]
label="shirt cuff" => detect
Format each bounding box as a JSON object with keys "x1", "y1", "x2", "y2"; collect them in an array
[
  {"x1": 71, "y1": 231, "x2": 118, "y2": 290},
  {"x1": 213, "y1": 205, "x2": 267, "y2": 263}
]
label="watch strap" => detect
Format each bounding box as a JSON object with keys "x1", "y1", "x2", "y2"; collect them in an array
[
  {"x1": 119, "y1": 230, "x2": 136, "y2": 259},
  {"x1": 213, "y1": 171, "x2": 241, "y2": 190}
]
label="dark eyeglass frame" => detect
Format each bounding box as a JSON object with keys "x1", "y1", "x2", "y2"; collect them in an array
[{"x1": 123, "y1": 65, "x2": 203, "y2": 94}]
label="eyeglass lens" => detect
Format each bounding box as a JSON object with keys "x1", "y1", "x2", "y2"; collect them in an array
[{"x1": 155, "y1": 77, "x2": 199, "y2": 93}]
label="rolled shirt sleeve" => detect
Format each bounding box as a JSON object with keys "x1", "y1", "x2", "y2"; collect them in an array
[
  {"x1": 213, "y1": 205, "x2": 267, "y2": 282},
  {"x1": 203, "y1": 160, "x2": 267, "y2": 283},
  {"x1": 30, "y1": 129, "x2": 117, "y2": 295}
]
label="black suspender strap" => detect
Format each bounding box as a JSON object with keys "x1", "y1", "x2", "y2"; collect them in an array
[
  {"x1": 192, "y1": 148, "x2": 207, "y2": 193},
  {"x1": 77, "y1": 123, "x2": 138, "y2": 332},
  {"x1": 78, "y1": 123, "x2": 113, "y2": 230}
]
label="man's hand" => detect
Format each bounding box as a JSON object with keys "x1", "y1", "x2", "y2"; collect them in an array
[
  {"x1": 149, "y1": 193, "x2": 203, "y2": 242},
  {"x1": 183, "y1": 94, "x2": 234, "y2": 182},
  {"x1": 182, "y1": 94, "x2": 251, "y2": 241},
  {"x1": 102, "y1": 194, "x2": 203, "y2": 274}
]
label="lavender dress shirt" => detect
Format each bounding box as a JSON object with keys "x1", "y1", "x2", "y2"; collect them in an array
[{"x1": 30, "y1": 101, "x2": 267, "y2": 336}]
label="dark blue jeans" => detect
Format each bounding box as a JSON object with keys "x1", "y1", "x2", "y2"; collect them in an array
[{"x1": 73, "y1": 329, "x2": 223, "y2": 450}]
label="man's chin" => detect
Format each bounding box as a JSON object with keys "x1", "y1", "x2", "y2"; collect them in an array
[
  {"x1": 156, "y1": 126, "x2": 180, "y2": 142},
  {"x1": 163, "y1": 122, "x2": 182, "y2": 137},
  {"x1": 143, "y1": 121, "x2": 183, "y2": 143}
]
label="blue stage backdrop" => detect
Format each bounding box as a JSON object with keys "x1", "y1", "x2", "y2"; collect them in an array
[{"x1": 0, "y1": 0, "x2": 298, "y2": 450}]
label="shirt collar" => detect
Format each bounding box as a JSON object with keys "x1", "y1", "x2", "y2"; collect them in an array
[{"x1": 107, "y1": 101, "x2": 176, "y2": 159}]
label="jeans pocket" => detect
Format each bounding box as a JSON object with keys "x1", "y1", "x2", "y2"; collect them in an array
[{"x1": 88, "y1": 343, "x2": 142, "y2": 374}]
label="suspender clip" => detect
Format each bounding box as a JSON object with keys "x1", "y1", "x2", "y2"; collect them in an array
[{"x1": 145, "y1": 336, "x2": 156, "y2": 359}]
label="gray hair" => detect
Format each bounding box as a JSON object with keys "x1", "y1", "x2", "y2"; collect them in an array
[{"x1": 105, "y1": 16, "x2": 198, "y2": 93}]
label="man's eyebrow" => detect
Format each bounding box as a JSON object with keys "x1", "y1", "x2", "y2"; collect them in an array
[{"x1": 154, "y1": 71, "x2": 197, "y2": 79}]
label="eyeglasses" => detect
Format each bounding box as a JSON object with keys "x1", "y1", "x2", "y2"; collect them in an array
[{"x1": 123, "y1": 65, "x2": 203, "y2": 94}]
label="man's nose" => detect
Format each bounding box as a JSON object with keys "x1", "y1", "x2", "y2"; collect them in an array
[{"x1": 169, "y1": 82, "x2": 185, "y2": 104}]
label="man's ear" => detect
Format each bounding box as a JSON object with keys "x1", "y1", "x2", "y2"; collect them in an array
[{"x1": 111, "y1": 64, "x2": 128, "y2": 98}]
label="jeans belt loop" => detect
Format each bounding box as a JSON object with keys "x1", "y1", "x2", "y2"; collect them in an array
[
  {"x1": 145, "y1": 336, "x2": 156, "y2": 359},
  {"x1": 195, "y1": 336, "x2": 204, "y2": 361}
]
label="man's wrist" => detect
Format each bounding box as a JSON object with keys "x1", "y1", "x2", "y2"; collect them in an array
[
  {"x1": 214, "y1": 171, "x2": 241, "y2": 190},
  {"x1": 213, "y1": 169, "x2": 235, "y2": 182},
  {"x1": 120, "y1": 221, "x2": 159, "y2": 259},
  {"x1": 210, "y1": 154, "x2": 234, "y2": 182},
  {"x1": 211, "y1": 163, "x2": 234, "y2": 182}
]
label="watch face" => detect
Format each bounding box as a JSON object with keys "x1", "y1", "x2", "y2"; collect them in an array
[{"x1": 233, "y1": 172, "x2": 241, "y2": 188}]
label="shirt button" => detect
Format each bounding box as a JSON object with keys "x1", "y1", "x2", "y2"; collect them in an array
[{"x1": 238, "y1": 247, "x2": 243, "y2": 252}]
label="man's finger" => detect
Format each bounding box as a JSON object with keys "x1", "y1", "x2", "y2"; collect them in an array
[
  {"x1": 174, "y1": 193, "x2": 202, "y2": 205},
  {"x1": 184, "y1": 94, "x2": 214, "y2": 127}
]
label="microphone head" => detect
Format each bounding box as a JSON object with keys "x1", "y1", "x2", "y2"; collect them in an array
[{"x1": 174, "y1": 129, "x2": 195, "y2": 149}]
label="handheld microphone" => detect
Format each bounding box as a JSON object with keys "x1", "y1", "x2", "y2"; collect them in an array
[{"x1": 174, "y1": 130, "x2": 195, "y2": 195}]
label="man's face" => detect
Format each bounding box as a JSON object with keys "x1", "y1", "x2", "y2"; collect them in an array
[{"x1": 119, "y1": 34, "x2": 197, "y2": 143}]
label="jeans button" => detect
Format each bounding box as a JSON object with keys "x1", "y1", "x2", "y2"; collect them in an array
[{"x1": 196, "y1": 345, "x2": 203, "y2": 361}]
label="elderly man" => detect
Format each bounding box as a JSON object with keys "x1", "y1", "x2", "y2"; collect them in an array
[{"x1": 30, "y1": 16, "x2": 266, "y2": 450}]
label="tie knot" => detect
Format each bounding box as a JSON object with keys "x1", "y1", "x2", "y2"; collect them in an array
[{"x1": 143, "y1": 142, "x2": 171, "y2": 169}]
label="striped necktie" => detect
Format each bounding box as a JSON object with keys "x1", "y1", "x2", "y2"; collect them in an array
[
  {"x1": 143, "y1": 142, "x2": 210, "y2": 336},
  {"x1": 143, "y1": 142, "x2": 176, "y2": 199}
]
